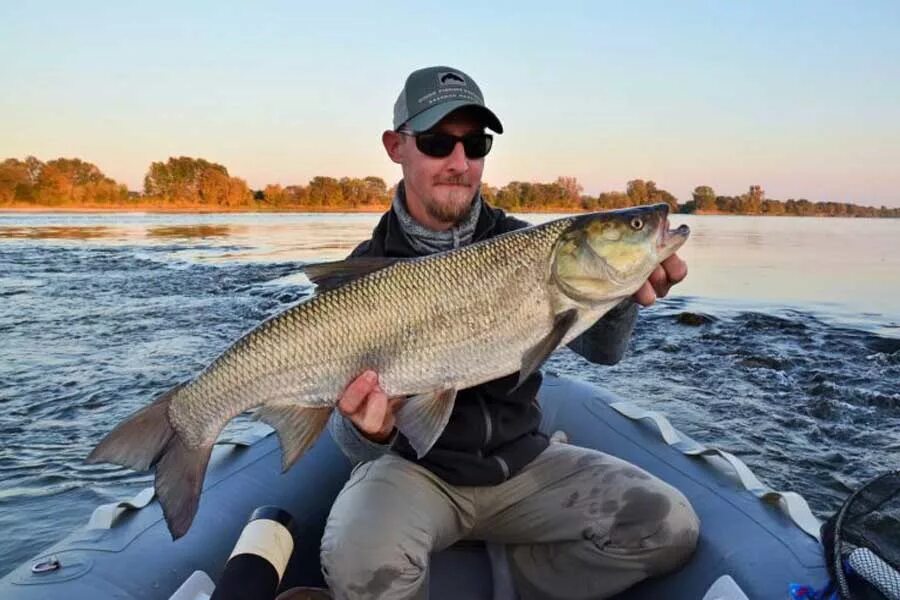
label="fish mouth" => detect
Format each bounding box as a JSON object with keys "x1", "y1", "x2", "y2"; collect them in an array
[{"x1": 657, "y1": 219, "x2": 690, "y2": 260}]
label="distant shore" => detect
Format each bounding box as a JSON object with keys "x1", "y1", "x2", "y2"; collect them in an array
[
  {"x1": 5, "y1": 156, "x2": 897, "y2": 217},
  {"x1": 0, "y1": 204, "x2": 598, "y2": 215},
  {"x1": 0, "y1": 205, "x2": 391, "y2": 214},
  {"x1": 2, "y1": 205, "x2": 896, "y2": 217}
]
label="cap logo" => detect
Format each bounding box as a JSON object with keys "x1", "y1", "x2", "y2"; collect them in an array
[{"x1": 438, "y1": 71, "x2": 466, "y2": 86}]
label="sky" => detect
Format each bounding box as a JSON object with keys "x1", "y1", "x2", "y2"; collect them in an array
[{"x1": 1, "y1": 1, "x2": 899, "y2": 207}]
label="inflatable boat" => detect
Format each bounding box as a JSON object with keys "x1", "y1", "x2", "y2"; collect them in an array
[{"x1": 0, "y1": 374, "x2": 829, "y2": 599}]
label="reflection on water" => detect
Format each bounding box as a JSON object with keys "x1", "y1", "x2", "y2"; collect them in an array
[
  {"x1": 0, "y1": 214, "x2": 377, "y2": 263},
  {"x1": 147, "y1": 224, "x2": 235, "y2": 238},
  {"x1": 0, "y1": 226, "x2": 113, "y2": 239},
  {"x1": 744, "y1": 231, "x2": 764, "y2": 247}
]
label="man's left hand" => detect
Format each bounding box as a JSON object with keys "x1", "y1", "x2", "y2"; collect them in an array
[{"x1": 632, "y1": 254, "x2": 688, "y2": 307}]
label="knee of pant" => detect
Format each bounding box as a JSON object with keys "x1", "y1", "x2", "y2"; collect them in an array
[
  {"x1": 598, "y1": 486, "x2": 700, "y2": 574},
  {"x1": 320, "y1": 538, "x2": 427, "y2": 594},
  {"x1": 647, "y1": 496, "x2": 700, "y2": 574}
]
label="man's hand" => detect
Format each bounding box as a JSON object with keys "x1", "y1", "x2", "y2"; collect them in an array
[
  {"x1": 632, "y1": 254, "x2": 688, "y2": 307},
  {"x1": 338, "y1": 370, "x2": 403, "y2": 443}
]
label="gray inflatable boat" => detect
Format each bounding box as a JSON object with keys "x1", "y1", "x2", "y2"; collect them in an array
[{"x1": 0, "y1": 374, "x2": 828, "y2": 599}]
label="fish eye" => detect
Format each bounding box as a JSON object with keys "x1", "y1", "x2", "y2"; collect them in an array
[{"x1": 630, "y1": 217, "x2": 644, "y2": 230}]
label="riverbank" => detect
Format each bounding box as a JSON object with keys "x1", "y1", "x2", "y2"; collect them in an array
[
  {"x1": 0, "y1": 204, "x2": 595, "y2": 215},
  {"x1": 3, "y1": 205, "x2": 897, "y2": 217},
  {"x1": 0, "y1": 204, "x2": 391, "y2": 214}
]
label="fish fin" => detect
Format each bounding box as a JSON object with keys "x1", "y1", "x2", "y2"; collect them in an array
[
  {"x1": 86, "y1": 382, "x2": 184, "y2": 471},
  {"x1": 86, "y1": 382, "x2": 216, "y2": 540},
  {"x1": 256, "y1": 404, "x2": 332, "y2": 471},
  {"x1": 154, "y1": 435, "x2": 214, "y2": 540},
  {"x1": 303, "y1": 257, "x2": 401, "y2": 291},
  {"x1": 513, "y1": 309, "x2": 579, "y2": 391},
  {"x1": 394, "y1": 388, "x2": 457, "y2": 458}
]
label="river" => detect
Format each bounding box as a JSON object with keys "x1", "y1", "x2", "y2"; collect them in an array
[{"x1": 0, "y1": 211, "x2": 897, "y2": 576}]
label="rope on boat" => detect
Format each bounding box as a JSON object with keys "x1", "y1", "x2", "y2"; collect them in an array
[
  {"x1": 87, "y1": 486, "x2": 156, "y2": 530},
  {"x1": 608, "y1": 400, "x2": 823, "y2": 542}
]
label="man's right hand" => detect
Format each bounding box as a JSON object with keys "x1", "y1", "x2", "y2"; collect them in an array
[{"x1": 338, "y1": 370, "x2": 403, "y2": 443}]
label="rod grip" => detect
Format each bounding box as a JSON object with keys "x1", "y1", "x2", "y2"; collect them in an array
[{"x1": 210, "y1": 506, "x2": 296, "y2": 600}]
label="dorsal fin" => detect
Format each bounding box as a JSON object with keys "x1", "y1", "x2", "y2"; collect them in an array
[{"x1": 302, "y1": 257, "x2": 401, "y2": 291}]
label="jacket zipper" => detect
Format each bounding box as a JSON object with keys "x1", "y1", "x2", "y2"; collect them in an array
[
  {"x1": 494, "y1": 455, "x2": 510, "y2": 479},
  {"x1": 478, "y1": 397, "x2": 493, "y2": 448},
  {"x1": 478, "y1": 397, "x2": 509, "y2": 480}
]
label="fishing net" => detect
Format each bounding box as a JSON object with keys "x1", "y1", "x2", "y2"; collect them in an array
[{"x1": 822, "y1": 470, "x2": 900, "y2": 600}]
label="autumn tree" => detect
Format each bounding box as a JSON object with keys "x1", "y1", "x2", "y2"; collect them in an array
[
  {"x1": 555, "y1": 176, "x2": 583, "y2": 209},
  {"x1": 692, "y1": 186, "x2": 717, "y2": 212},
  {"x1": 625, "y1": 179, "x2": 679, "y2": 211},
  {"x1": 761, "y1": 199, "x2": 785, "y2": 215},
  {"x1": 361, "y1": 176, "x2": 389, "y2": 205},
  {"x1": 1, "y1": 156, "x2": 129, "y2": 205},
  {"x1": 143, "y1": 156, "x2": 251, "y2": 206},
  {"x1": 737, "y1": 185, "x2": 764, "y2": 214},
  {"x1": 283, "y1": 185, "x2": 310, "y2": 206},
  {"x1": 626, "y1": 179, "x2": 649, "y2": 205},
  {"x1": 262, "y1": 184, "x2": 286, "y2": 206},
  {"x1": 0, "y1": 158, "x2": 35, "y2": 204},
  {"x1": 307, "y1": 176, "x2": 342, "y2": 207}
]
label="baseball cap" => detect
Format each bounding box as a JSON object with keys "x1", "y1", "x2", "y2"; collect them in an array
[{"x1": 393, "y1": 66, "x2": 503, "y2": 134}]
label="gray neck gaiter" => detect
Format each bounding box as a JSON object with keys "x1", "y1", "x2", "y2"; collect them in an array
[{"x1": 392, "y1": 182, "x2": 482, "y2": 255}]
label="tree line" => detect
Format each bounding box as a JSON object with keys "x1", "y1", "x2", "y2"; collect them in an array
[
  {"x1": 0, "y1": 157, "x2": 129, "y2": 206},
  {"x1": 681, "y1": 184, "x2": 898, "y2": 218},
  {"x1": 1, "y1": 155, "x2": 897, "y2": 218}
]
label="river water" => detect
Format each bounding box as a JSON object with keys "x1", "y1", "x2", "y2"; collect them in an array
[{"x1": 0, "y1": 211, "x2": 897, "y2": 576}]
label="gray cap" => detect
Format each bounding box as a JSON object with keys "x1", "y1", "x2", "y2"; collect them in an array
[{"x1": 393, "y1": 66, "x2": 503, "y2": 134}]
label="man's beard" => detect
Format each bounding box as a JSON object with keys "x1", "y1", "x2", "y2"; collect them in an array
[
  {"x1": 425, "y1": 179, "x2": 476, "y2": 225},
  {"x1": 424, "y1": 195, "x2": 472, "y2": 225}
]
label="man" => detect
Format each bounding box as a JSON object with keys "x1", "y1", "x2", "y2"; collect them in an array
[{"x1": 319, "y1": 66, "x2": 699, "y2": 600}]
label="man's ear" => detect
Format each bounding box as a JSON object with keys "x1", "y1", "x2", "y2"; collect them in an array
[{"x1": 382, "y1": 130, "x2": 405, "y2": 164}]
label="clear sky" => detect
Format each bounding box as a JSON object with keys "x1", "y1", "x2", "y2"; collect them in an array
[{"x1": 2, "y1": 1, "x2": 898, "y2": 207}]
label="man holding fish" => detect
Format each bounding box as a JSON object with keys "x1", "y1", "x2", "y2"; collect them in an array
[
  {"x1": 88, "y1": 65, "x2": 698, "y2": 600},
  {"x1": 320, "y1": 67, "x2": 699, "y2": 600}
]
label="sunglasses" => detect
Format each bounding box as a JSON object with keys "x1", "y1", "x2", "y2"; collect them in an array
[{"x1": 399, "y1": 130, "x2": 493, "y2": 159}]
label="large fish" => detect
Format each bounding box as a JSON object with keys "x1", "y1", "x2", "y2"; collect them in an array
[{"x1": 88, "y1": 203, "x2": 689, "y2": 539}]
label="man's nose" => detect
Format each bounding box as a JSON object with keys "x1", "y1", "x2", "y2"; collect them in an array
[{"x1": 445, "y1": 140, "x2": 469, "y2": 172}]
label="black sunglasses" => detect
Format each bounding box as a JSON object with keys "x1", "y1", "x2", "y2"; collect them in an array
[{"x1": 400, "y1": 131, "x2": 493, "y2": 159}]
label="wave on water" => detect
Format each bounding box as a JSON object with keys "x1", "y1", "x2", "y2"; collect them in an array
[{"x1": 547, "y1": 297, "x2": 900, "y2": 518}]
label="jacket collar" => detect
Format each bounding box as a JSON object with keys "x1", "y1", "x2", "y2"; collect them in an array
[{"x1": 372, "y1": 184, "x2": 504, "y2": 258}]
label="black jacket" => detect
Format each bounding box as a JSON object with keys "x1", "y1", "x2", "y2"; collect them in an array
[{"x1": 333, "y1": 200, "x2": 638, "y2": 486}]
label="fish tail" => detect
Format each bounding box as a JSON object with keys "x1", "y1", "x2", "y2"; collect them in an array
[
  {"x1": 154, "y1": 433, "x2": 214, "y2": 540},
  {"x1": 87, "y1": 384, "x2": 183, "y2": 471},
  {"x1": 87, "y1": 383, "x2": 212, "y2": 539}
]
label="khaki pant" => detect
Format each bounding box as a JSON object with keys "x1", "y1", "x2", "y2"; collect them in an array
[{"x1": 320, "y1": 443, "x2": 699, "y2": 600}]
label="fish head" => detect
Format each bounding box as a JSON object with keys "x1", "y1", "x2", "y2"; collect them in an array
[{"x1": 551, "y1": 203, "x2": 690, "y2": 303}]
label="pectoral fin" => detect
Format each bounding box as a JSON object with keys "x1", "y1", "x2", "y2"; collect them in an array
[
  {"x1": 394, "y1": 389, "x2": 457, "y2": 458},
  {"x1": 515, "y1": 309, "x2": 579, "y2": 390},
  {"x1": 255, "y1": 404, "x2": 332, "y2": 471}
]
